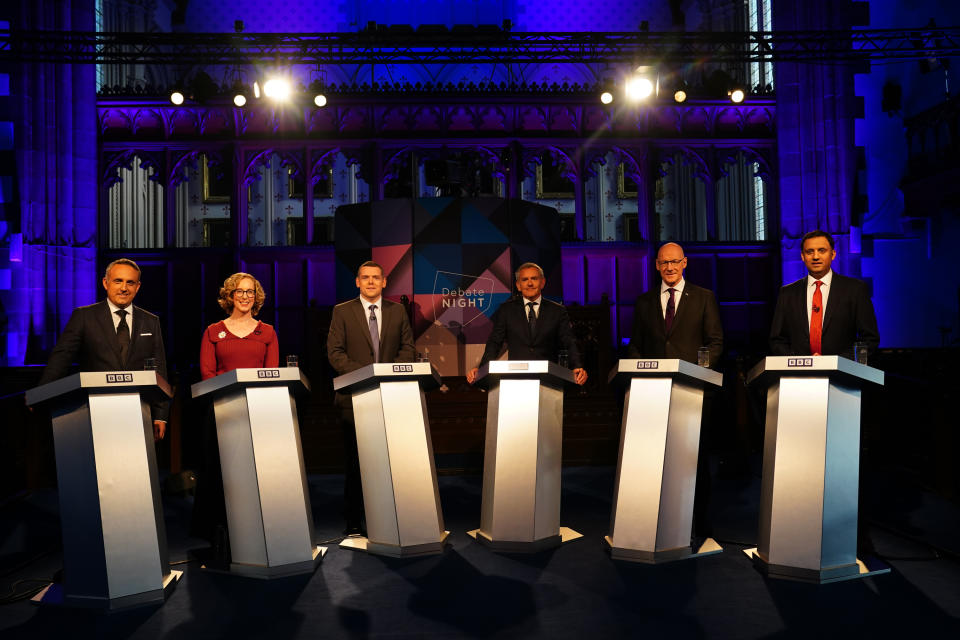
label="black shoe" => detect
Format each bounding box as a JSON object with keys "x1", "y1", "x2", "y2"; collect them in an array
[{"x1": 213, "y1": 524, "x2": 231, "y2": 565}]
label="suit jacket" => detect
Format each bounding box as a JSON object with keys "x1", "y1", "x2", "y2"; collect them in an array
[
  {"x1": 39, "y1": 300, "x2": 169, "y2": 420},
  {"x1": 769, "y1": 272, "x2": 880, "y2": 359},
  {"x1": 479, "y1": 297, "x2": 583, "y2": 369},
  {"x1": 327, "y1": 297, "x2": 416, "y2": 407},
  {"x1": 627, "y1": 282, "x2": 724, "y2": 367}
]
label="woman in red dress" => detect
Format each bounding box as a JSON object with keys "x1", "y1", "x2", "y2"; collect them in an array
[
  {"x1": 200, "y1": 272, "x2": 278, "y2": 379},
  {"x1": 192, "y1": 272, "x2": 278, "y2": 560}
]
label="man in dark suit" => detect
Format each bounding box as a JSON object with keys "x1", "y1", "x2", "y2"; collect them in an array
[
  {"x1": 39, "y1": 258, "x2": 169, "y2": 441},
  {"x1": 770, "y1": 229, "x2": 880, "y2": 358},
  {"x1": 467, "y1": 262, "x2": 587, "y2": 386},
  {"x1": 627, "y1": 242, "x2": 723, "y2": 366},
  {"x1": 327, "y1": 260, "x2": 416, "y2": 534},
  {"x1": 627, "y1": 242, "x2": 723, "y2": 538},
  {"x1": 769, "y1": 229, "x2": 881, "y2": 558}
]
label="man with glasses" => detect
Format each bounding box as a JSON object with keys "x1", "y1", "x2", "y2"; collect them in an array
[
  {"x1": 627, "y1": 242, "x2": 723, "y2": 366},
  {"x1": 627, "y1": 242, "x2": 723, "y2": 540},
  {"x1": 39, "y1": 258, "x2": 169, "y2": 441}
]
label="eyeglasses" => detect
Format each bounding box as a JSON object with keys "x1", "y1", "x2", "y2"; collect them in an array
[
  {"x1": 233, "y1": 289, "x2": 256, "y2": 299},
  {"x1": 657, "y1": 259, "x2": 685, "y2": 267}
]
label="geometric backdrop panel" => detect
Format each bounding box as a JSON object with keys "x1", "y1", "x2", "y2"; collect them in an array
[{"x1": 336, "y1": 197, "x2": 561, "y2": 375}]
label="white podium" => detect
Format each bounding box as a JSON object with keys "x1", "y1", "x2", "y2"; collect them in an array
[
  {"x1": 25, "y1": 371, "x2": 180, "y2": 609},
  {"x1": 605, "y1": 359, "x2": 723, "y2": 563},
  {"x1": 333, "y1": 362, "x2": 448, "y2": 557},
  {"x1": 744, "y1": 356, "x2": 888, "y2": 583},
  {"x1": 191, "y1": 367, "x2": 324, "y2": 577},
  {"x1": 468, "y1": 360, "x2": 581, "y2": 552}
]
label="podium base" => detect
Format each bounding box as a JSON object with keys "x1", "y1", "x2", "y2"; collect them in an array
[
  {"x1": 604, "y1": 536, "x2": 723, "y2": 564},
  {"x1": 31, "y1": 569, "x2": 182, "y2": 611},
  {"x1": 339, "y1": 531, "x2": 450, "y2": 557},
  {"x1": 743, "y1": 548, "x2": 891, "y2": 583},
  {"x1": 466, "y1": 526, "x2": 582, "y2": 553},
  {"x1": 201, "y1": 546, "x2": 326, "y2": 579}
]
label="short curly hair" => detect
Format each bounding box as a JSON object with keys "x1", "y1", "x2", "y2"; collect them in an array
[{"x1": 218, "y1": 272, "x2": 266, "y2": 315}]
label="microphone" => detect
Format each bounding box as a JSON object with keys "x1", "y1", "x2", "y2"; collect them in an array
[{"x1": 812, "y1": 305, "x2": 821, "y2": 313}]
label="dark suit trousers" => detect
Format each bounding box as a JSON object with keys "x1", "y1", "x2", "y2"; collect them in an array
[
  {"x1": 693, "y1": 390, "x2": 715, "y2": 538},
  {"x1": 190, "y1": 403, "x2": 228, "y2": 545},
  {"x1": 336, "y1": 397, "x2": 365, "y2": 529}
]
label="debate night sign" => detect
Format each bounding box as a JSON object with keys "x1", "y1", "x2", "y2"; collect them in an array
[{"x1": 432, "y1": 270, "x2": 494, "y2": 328}]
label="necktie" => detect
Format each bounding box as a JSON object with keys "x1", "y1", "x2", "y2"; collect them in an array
[
  {"x1": 116, "y1": 309, "x2": 130, "y2": 363},
  {"x1": 810, "y1": 280, "x2": 823, "y2": 355},
  {"x1": 368, "y1": 304, "x2": 380, "y2": 363},
  {"x1": 664, "y1": 288, "x2": 676, "y2": 334},
  {"x1": 527, "y1": 301, "x2": 537, "y2": 335}
]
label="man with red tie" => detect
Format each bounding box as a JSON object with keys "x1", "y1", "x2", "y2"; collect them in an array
[
  {"x1": 769, "y1": 230, "x2": 882, "y2": 557},
  {"x1": 769, "y1": 230, "x2": 880, "y2": 358}
]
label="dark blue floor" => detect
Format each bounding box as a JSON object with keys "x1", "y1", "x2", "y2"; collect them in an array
[{"x1": 1, "y1": 463, "x2": 959, "y2": 639}]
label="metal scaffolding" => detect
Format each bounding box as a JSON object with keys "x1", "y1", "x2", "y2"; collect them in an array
[{"x1": 1, "y1": 28, "x2": 959, "y2": 66}]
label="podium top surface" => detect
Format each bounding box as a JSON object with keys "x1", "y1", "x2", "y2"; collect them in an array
[
  {"x1": 26, "y1": 370, "x2": 173, "y2": 407},
  {"x1": 746, "y1": 355, "x2": 884, "y2": 387},
  {"x1": 332, "y1": 362, "x2": 441, "y2": 393},
  {"x1": 475, "y1": 360, "x2": 576, "y2": 388},
  {"x1": 607, "y1": 359, "x2": 723, "y2": 388},
  {"x1": 191, "y1": 367, "x2": 310, "y2": 398}
]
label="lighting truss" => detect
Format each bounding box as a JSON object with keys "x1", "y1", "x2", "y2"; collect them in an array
[{"x1": 1, "y1": 28, "x2": 959, "y2": 66}]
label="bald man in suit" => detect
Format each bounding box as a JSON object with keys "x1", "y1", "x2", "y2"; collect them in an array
[
  {"x1": 327, "y1": 260, "x2": 416, "y2": 534},
  {"x1": 627, "y1": 242, "x2": 723, "y2": 538},
  {"x1": 627, "y1": 243, "x2": 723, "y2": 367}
]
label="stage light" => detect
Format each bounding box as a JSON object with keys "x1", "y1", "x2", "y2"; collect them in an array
[
  {"x1": 169, "y1": 90, "x2": 184, "y2": 105},
  {"x1": 600, "y1": 91, "x2": 614, "y2": 105},
  {"x1": 263, "y1": 77, "x2": 291, "y2": 101},
  {"x1": 674, "y1": 89, "x2": 687, "y2": 103},
  {"x1": 729, "y1": 88, "x2": 746, "y2": 103},
  {"x1": 231, "y1": 81, "x2": 249, "y2": 107},
  {"x1": 625, "y1": 66, "x2": 657, "y2": 102},
  {"x1": 625, "y1": 76, "x2": 654, "y2": 101},
  {"x1": 314, "y1": 93, "x2": 327, "y2": 107}
]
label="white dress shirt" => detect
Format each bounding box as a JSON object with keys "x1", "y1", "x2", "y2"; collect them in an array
[
  {"x1": 522, "y1": 295, "x2": 543, "y2": 318},
  {"x1": 361, "y1": 296, "x2": 383, "y2": 336},
  {"x1": 805, "y1": 269, "x2": 833, "y2": 325},
  {"x1": 659, "y1": 278, "x2": 685, "y2": 319},
  {"x1": 106, "y1": 299, "x2": 133, "y2": 333}
]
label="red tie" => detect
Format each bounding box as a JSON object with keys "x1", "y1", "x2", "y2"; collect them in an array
[{"x1": 809, "y1": 280, "x2": 823, "y2": 355}]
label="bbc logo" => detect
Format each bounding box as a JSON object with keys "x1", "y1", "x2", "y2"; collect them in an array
[
  {"x1": 106, "y1": 373, "x2": 134, "y2": 383},
  {"x1": 257, "y1": 369, "x2": 281, "y2": 378},
  {"x1": 787, "y1": 358, "x2": 814, "y2": 367},
  {"x1": 392, "y1": 364, "x2": 414, "y2": 373},
  {"x1": 635, "y1": 361, "x2": 659, "y2": 369}
]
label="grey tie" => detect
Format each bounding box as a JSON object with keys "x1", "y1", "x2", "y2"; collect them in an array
[
  {"x1": 116, "y1": 309, "x2": 130, "y2": 363},
  {"x1": 368, "y1": 304, "x2": 380, "y2": 363}
]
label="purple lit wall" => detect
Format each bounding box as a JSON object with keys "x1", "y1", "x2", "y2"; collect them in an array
[
  {"x1": 854, "y1": 1, "x2": 960, "y2": 348},
  {"x1": 1, "y1": 0, "x2": 99, "y2": 365}
]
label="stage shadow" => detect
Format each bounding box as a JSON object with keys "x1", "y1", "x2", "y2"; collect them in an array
[
  {"x1": 763, "y1": 568, "x2": 960, "y2": 637},
  {"x1": 397, "y1": 549, "x2": 540, "y2": 637}
]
